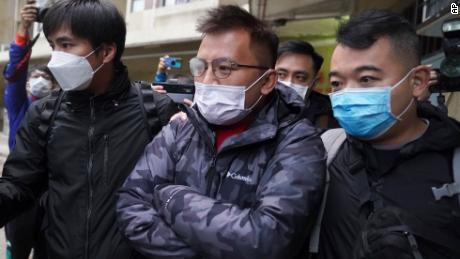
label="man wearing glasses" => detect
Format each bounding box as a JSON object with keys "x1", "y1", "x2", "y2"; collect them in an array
[{"x1": 117, "y1": 5, "x2": 326, "y2": 259}]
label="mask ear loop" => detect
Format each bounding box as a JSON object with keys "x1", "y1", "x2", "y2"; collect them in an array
[
  {"x1": 84, "y1": 45, "x2": 102, "y2": 59},
  {"x1": 392, "y1": 68, "x2": 416, "y2": 121},
  {"x1": 85, "y1": 46, "x2": 105, "y2": 74},
  {"x1": 245, "y1": 69, "x2": 272, "y2": 92},
  {"x1": 246, "y1": 95, "x2": 263, "y2": 111},
  {"x1": 395, "y1": 98, "x2": 414, "y2": 121},
  {"x1": 244, "y1": 69, "x2": 273, "y2": 111}
]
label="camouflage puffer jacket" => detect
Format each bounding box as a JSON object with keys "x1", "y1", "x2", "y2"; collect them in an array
[{"x1": 117, "y1": 84, "x2": 326, "y2": 259}]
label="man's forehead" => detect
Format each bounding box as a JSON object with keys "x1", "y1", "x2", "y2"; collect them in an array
[
  {"x1": 331, "y1": 41, "x2": 396, "y2": 73},
  {"x1": 197, "y1": 29, "x2": 253, "y2": 61},
  {"x1": 276, "y1": 53, "x2": 314, "y2": 69},
  {"x1": 46, "y1": 25, "x2": 78, "y2": 41}
]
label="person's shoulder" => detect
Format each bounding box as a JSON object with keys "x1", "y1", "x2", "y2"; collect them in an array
[
  {"x1": 280, "y1": 115, "x2": 321, "y2": 143},
  {"x1": 309, "y1": 91, "x2": 331, "y2": 105}
]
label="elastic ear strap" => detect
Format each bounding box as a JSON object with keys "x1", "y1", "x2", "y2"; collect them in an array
[
  {"x1": 396, "y1": 97, "x2": 415, "y2": 121},
  {"x1": 245, "y1": 69, "x2": 272, "y2": 92}
]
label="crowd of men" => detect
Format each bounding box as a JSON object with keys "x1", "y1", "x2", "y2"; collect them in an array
[{"x1": 0, "y1": 0, "x2": 459, "y2": 259}]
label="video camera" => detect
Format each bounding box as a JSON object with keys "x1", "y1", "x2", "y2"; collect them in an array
[
  {"x1": 27, "y1": 0, "x2": 48, "y2": 23},
  {"x1": 432, "y1": 18, "x2": 460, "y2": 92}
]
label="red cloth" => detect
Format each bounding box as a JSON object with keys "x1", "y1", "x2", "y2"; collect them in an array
[
  {"x1": 214, "y1": 119, "x2": 251, "y2": 151},
  {"x1": 15, "y1": 33, "x2": 28, "y2": 46}
]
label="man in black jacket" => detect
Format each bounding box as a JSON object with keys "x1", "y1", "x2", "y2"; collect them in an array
[
  {"x1": 0, "y1": 1, "x2": 178, "y2": 258},
  {"x1": 276, "y1": 40, "x2": 339, "y2": 129},
  {"x1": 318, "y1": 10, "x2": 460, "y2": 259}
]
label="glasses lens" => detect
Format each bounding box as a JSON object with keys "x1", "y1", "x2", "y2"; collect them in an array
[
  {"x1": 212, "y1": 58, "x2": 233, "y2": 79},
  {"x1": 189, "y1": 57, "x2": 206, "y2": 77}
]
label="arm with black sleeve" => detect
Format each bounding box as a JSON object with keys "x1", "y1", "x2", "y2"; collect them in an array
[{"x1": 0, "y1": 100, "x2": 48, "y2": 226}]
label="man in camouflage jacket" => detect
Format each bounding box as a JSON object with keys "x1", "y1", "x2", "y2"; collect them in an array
[{"x1": 117, "y1": 5, "x2": 326, "y2": 259}]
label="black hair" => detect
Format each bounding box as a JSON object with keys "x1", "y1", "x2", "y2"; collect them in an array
[
  {"x1": 27, "y1": 64, "x2": 53, "y2": 79},
  {"x1": 277, "y1": 40, "x2": 324, "y2": 73},
  {"x1": 197, "y1": 5, "x2": 279, "y2": 68},
  {"x1": 337, "y1": 10, "x2": 420, "y2": 68},
  {"x1": 43, "y1": 0, "x2": 126, "y2": 68}
]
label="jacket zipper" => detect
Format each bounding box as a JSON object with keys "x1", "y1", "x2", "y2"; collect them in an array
[
  {"x1": 103, "y1": 134, "x2": 109, "y2": 186},
  {"x1": 85, "y1": 98, "x2": 96, "y2": 259},
  {"x1": 205, "y1": 154, "x2": 217, "y2": 196}
]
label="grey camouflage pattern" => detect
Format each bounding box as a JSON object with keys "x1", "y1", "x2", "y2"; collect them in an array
[{"x1": 117, "y1": 84, "x2": 326, "y2": 259}]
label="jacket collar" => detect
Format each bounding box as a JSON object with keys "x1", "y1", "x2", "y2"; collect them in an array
[
  {"x1": 400, "y1": 101, "x2": 460, "y2": 156},
  {"x1": 347, "y1": 101, "x2": 460, "y2": 174},
  {"x1": 62, "y1": 66, "x2": 131, "y2": 110}
]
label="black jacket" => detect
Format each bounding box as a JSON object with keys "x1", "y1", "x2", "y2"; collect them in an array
[
  {"x1": 318, "y1": 102, "x2": 460, "y2": 259},
  {"x1": 304, "y1": 91, "x2": 339, "y2": 129},
  {"x1": 0, "y1": 68, "x2": 178, "y2": 259}
]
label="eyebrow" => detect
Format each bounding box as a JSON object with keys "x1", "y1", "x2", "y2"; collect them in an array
[
  {"x1": 355, "y1": 65, "x2": 383, "y2": 73},
  {"x1": 329, "y1": 65, "x2": 383, "y2": 78},
  {"x1": 276, "y1": 68, "x2": 309, "y2": 75},
  {"x1": 50, "y1": 36, "x2": 74, "y2": 44},
  {"x1": 329, "y1": 71, "x2": 340, "y2": 79}
]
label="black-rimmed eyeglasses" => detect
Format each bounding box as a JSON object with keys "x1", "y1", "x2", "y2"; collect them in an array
[{"x1": 189, "y1": 57, "x2": 269, "y2": 79}]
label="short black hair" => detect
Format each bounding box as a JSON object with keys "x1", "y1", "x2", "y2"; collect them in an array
[
  {"x1": 277, "y1": 40, "x2": 324, "y2": 74},
  {"x1": 197, "y1": 5, "x2": 279, "y2": 68},
  {"x1": 43, "y1": 0, "x2": 126, "y2": 68},
  {"x1": 337, "y1": 10, "x2": 420, "y2": 68},
  {"x1": 27, "y1": 64, "x2": 52, "y2": 79}
]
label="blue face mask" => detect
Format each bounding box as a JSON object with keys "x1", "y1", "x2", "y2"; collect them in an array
[{"x1": 330, "y1": 69, "x2": 415, "y2": 140}]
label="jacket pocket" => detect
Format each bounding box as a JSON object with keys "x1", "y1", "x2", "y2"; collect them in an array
[{"x1": 103, "y1": 134, "x2": 110, "y2": 186}]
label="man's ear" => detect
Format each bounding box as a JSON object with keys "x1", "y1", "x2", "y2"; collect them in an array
[
  {"x1": 99, "y1": 42, "x2": 117, "y2": 64},
  {"x1": 412, "y1": 65, "x2": 431, "y2": 100},
  {"x1": 260, "y1": 69, "x2": 278, "y2": 96},
  {"x1": 311, "y1": 76, "x2": 319, "y2": 89}
]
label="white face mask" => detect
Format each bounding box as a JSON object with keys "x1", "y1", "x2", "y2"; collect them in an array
[
  {"x1": 28, "y1": 76, "x2": 53, "y2": 98},
  {"x1": 279, "y1": 80, "x2": 308, "y2": 100},
  {"x1": 47, "y1": 49, "x2": 103, "y2": 91},
  {"x1": 194, "y1": 70, "x2": 270, "y2": 125}
]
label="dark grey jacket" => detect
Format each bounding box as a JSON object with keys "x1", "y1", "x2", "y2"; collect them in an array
[{"x1": 117, "y1": 84, "x2": 326, "y2": 259}]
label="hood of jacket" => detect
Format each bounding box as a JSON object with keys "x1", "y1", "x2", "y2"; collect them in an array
[{"x1": 400, "y1": 101, "x2": 460, "y2": 156}]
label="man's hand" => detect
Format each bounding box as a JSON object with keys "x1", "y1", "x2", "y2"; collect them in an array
[
  {"x1": 18, "y1": 0, "x2": 38, "y2": 37},
  {"x1": 169, "y1": 112, "x2": 188, "y2": 122},
  {"x1": 157, "y1": 55, "x2": 169, "y2": 74},
  {"x1": 152, "y1": 85, "x2": 167, "y2": 94},
  {"x1": 152, "y1": 84, "x2": 193, "y2": 107}
]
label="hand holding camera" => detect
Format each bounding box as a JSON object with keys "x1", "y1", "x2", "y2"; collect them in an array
[
  {"x1": 157, "y1": 55, "x2": 183, "y2": 75},
  {"x1": 18, "y1": 0, "x2": 39, "y2": 37}
]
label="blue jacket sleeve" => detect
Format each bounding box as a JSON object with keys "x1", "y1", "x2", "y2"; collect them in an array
[
  {"x1": 3, "y1": 42, "x2": 32, "y2": 150},
  {"x1": 154, "y1": 72, "x2": 167, "y2": 83}
]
